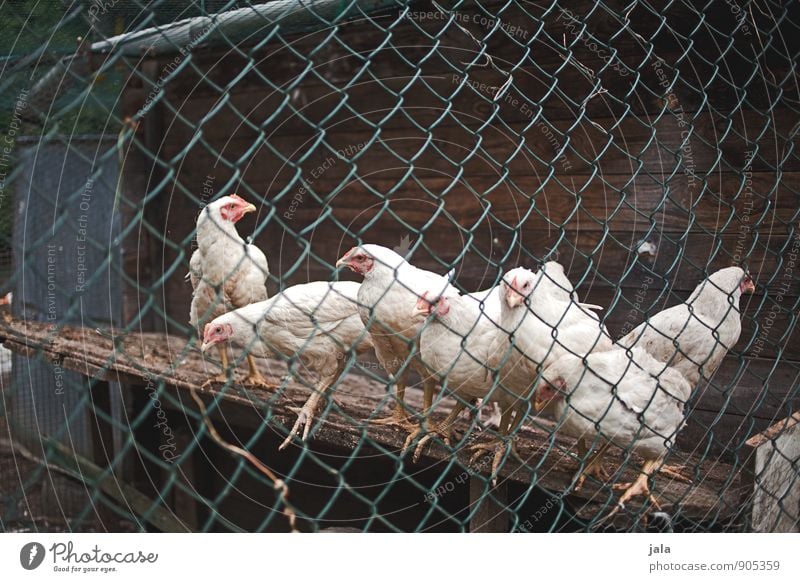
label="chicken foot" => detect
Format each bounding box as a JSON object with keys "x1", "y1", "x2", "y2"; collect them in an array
[
  {"x1": 279, "y1": 360, "x2": 345, "y2": 450},
  {"x1": 369, "y1": 381, "x2": 418, "y2": 430},
  {"x1": 202, "y1": 345, "x2": 235, "y2": 387},
  {"x1": 468, "y1": 405, "x2": 522, "y2": 485},
  {"x1": 405, "y1": 401, "x2": 467, "y2": 462},
  {"x1": 657, "y1": 463, "x2": 693, "y2": 483},
  {"x1": 243, "y1": 354, "x2": 279, "y2": 390},
  {"x1": 573, "y1": 438, "x2": 611, "y2": 491},
  {"x1": 609, "y1": 458, "x2": 662, "y2": 514}
]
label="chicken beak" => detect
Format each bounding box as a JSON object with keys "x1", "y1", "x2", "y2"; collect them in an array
[
  {"x1": 411, "y1": 305, "x2": 428, "y2": 318},
  {"x1": 533, "y1": 397, "x2": 545, "y2": 413},
  {"x1": 335, "y1": 256, "x2": 349, "y2": 269},
  {"x1": 243, "y1": 203, "x2": 257, "y2": 214},
  {"x1": 506, "y1": 289, "x2": 523, "y2": 309},
  {"x1": 411, "y1": 297, "x2": 431, "y2": 318},
  {"x1": 200, "y1": 340, "x2": 212, "y2": 353}
]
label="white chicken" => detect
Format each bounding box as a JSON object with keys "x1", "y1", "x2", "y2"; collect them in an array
[
  {"x1": 188, "y1": 194, "x2": 271, "y2": 387},
  {"x1": 497, "y1": 263, "x2": 612, "y2": 371},
  {"x1": 200, "y1": 281, "x2": 373, "y2": 449},
  {"x1": 613, "y1": 266, "x2": 755, "y2": 484},
  {"x1": 536, "y1": 346, "x2": 692, "y2": 509},
  {"x1": 411, "y1": 288, "x2": 533, "y2": 475},
  {"x1": 336, "y1": 244, "x2": 457, "y2": 432},
  {"x1": 494, "y1": 263, "x2": 613, "y2": 484},
  {"x1": 617, "y1": 266, "x2": 755, "y2": 387}
]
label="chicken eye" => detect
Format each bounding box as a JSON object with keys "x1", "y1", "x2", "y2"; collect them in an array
[{"x1": 229, "y1": 203, "x2": 235, "y2": 209}]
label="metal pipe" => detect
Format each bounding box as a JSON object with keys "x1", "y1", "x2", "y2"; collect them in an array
[{"x1": 91, "y1": 0, "x2": 401, "y2": 57}]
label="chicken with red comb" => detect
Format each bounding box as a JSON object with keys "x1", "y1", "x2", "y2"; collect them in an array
[
  {"x1": 188, "y1": 194, "x2": 271, "y2": 387},
  {"x1": 618, "y1": 266, "x2": 754, "y2": 387},
  {"x1": 201, "y1": 281, "x2": 372, "y2": 449},
  {"x1": 493, "y1": 263, "x2": 612, "y2": 484},
  {"x1": 538, "y1": 346, "x2": 692, "y2": 511},
  {"x1": 614, "y1": 266, "x2": 755, "y2": 483},
  {"x1": 337, "y1": 244, "x2": 457, "y2": 435}
]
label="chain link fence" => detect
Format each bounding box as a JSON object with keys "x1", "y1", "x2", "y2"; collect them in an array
[{"x1": 0, "y1": 0, "x2": 798, "y2": 533}]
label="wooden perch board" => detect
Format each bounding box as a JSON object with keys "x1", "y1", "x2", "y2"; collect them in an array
[{"x1": 0, "y1": 314, "x2": 748, "y2": 526}]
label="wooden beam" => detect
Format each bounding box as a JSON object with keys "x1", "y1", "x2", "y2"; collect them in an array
[
  {"x1": 0, "y1": 315, "x2": 746, "y2": 524},
  {"x1": 469, "y1": 478, "x2": 508, "y2": 532}
]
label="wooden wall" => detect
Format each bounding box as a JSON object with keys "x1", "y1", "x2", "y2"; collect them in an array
[{"x1": 123, "y1": 0, "x2": 799, "y2": 459}]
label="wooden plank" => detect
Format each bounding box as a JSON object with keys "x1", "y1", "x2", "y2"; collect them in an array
[
  {"x1": 469, "y1": 478, "x2": 508, "y2": 532},
  {"x1": 161, "y1": 0, "x2": 791, "y2": 118},
  {"x1": 120, "y1": 86, "x2": 160, "y2": 331},
  {"x1": 161, "y1": 156, "x2": 796, "y2": 251},
  {"x1": 161, "y1": 103, "x2": 799, "y2": 179},
  {"x1": 0, "y1": 315, "x2": 746, "y2": 524},
  {"x1": 690, "y1": 356, "x2": 800, "y2": 421},
  {"x1": 162, "y1": 71, "x2": 796, "y2": 170},
  {"x1": 741, "y1": 413, "x2": 800, "y2": 532}
]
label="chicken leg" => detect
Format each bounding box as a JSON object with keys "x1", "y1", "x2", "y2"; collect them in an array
[
  {"x1": 612, "y1": 458, "x2": 662, "y2": 510},
  {"x1": 405, "y1": 400, "x2": 467, "y2": 462},
  {"x1": 657, "y1": 463, "x2": 693, "y2": 483},
  {"x1": 573, "y1": 438, "x2": 611, "y2": 491},
  {"x1": 202, "y1": 344, "x2": 232, "y2": 387},
  {"x1": 468, "y1": 404, "x2": 521, "y2": 484},
  {"x1": 369, "y1": 380, "x2": 418, "y2": 430},
  {"x1": 422, "y1": 375, "x2": 436, "y2": 415},
  {"x1": 244, "y1": 354, "x2": 279, "y2": 390},
  {"x1": 402, "y1": 371, "x2": 449, "y2": 458},
  {"x1": 280, "y1": 359, "x2": 345, "y2": 450}
]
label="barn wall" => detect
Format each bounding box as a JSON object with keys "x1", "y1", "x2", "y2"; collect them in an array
[{"x1": 129, "y1": 0, "x2": 798, "y2": 459}]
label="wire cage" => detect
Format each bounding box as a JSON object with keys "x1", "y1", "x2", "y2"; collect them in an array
[{"x1": 0, "y1": 0, "x2": 798, "y2": 533}]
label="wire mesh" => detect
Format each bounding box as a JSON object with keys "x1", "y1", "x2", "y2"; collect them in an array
[{"x1": 0, "y1": 0, "x2": 798, "y2": 533}]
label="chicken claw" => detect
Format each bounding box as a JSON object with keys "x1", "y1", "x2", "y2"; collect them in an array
[
  {"x1": 243, "y1": 370, "x2": 279, "y2": 390},
  {"x1": 573, "y1": 442, "x2": 611, "y2": 491},
  {"x1": 468, "y1": 441, "x2": 510, "y2": 486},
  {"x1": 404, "y1": 423, "x2": 454, "y2": 462},
  {"x1": 574, "y1": 458, "x2": 611, "y2": 491},
  {"x1": 201, "y1": 372, "x2": 237, "y2": 389},
  {"x1": 605, "y1": 459, "x2": 663, "y2": 520},
  {"x1": 201, "y1": 345, "x2": 237, "y2": 388},
  {"x1": 243, "y1": 355, "x2": 279, "y2": 390},
  {"x1": 613, "y1": 477, "x2": 661, "y2": 510},
  {"x1": 369, "y1": 408, "x2": 418, "y2": 431},
  {"x1": 279, "y1": 392, "x2": 323, "y2": 450},
  {"x1": 658, "y1": 463, "x2": 693, "y2": 483}
]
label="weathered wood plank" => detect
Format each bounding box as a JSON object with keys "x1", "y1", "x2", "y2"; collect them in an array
[
  {"x1": 741, "y1": 413, "x2": 800, "y2": 532},
  {"x1": 469, "y1": 478, "x2": 508, "y2": 532},
  {"x1": 0, "y1": 315, "x2": 745, "y2": 524},
  {"x1": 162, "y1": 104, "x2": 799, "y2": 178},
  {"x1": 161, "y1": 0, "x2": 790, "y2": 118},
  {"x1": 162, "y1": 69, "x2": 796, "y2": 169}
]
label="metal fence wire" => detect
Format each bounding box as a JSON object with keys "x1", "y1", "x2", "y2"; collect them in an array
[{"x1": 0, "y1": 0, "x2": 798, "y2": 533}]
